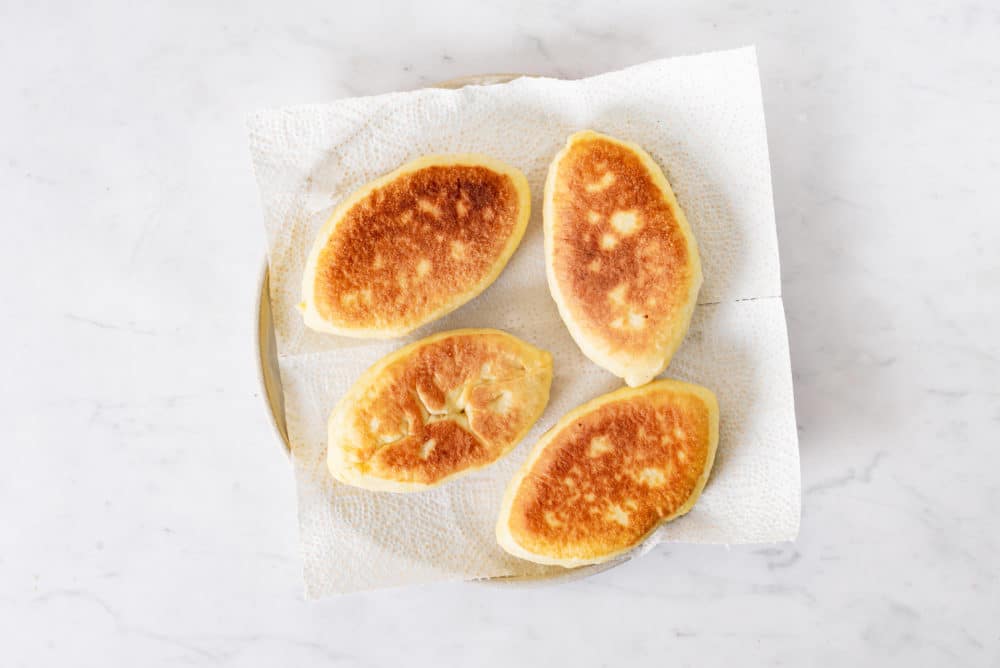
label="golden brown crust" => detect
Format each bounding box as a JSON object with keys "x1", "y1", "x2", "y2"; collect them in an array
[
  {"x1": 544, "y1": 131, "x2": 702, "y2": 386},
  {"x1": 328, "y1": 329, "x2": 552, "y2": 492},
  {"x1": 496, "y1": 380, "x2": 718, "y2": 566},
  {"x1": 302, "y1": 155, "x2": 531, "y2": 338}
]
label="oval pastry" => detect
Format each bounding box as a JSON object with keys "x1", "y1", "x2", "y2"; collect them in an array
[
  {"x1": 302, "y1": 155, "x2": 531, "y2": 338},
  {"x1": 496, "y1": 379, "x2": 719, "y2": 567},
  {"x1": 328, "y1": 329, "x2": 553, "y2": 492},
  {"x1": 544, "y1": 131, "x2": 703, "y2": 386}
]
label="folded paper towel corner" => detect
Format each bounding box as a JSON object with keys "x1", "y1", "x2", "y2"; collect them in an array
[{"x1": 247, "y1": 46, "x2": 801, "y2": 597}]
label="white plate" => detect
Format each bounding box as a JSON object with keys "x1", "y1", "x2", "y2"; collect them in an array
[{"x1": 255, "y1": 74, "x2": 631, "y2": 585}]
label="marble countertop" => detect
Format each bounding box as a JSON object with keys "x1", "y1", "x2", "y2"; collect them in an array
[{"x1": 3, "y1": 1, "x2": 997, "y2": 666}]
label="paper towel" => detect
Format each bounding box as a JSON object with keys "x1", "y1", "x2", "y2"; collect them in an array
[{"x1": 248, "y1": 47, "x2": 800, "y2": 596}]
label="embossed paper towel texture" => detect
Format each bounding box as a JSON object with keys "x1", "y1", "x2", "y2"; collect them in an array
[{"x1": 248, "y1": 47, "x2": 800, "y2": 596}]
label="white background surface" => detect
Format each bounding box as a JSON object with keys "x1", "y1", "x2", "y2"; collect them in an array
[{"x1": 2, "y1": 1, "x2": 998, "y2": 666}]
